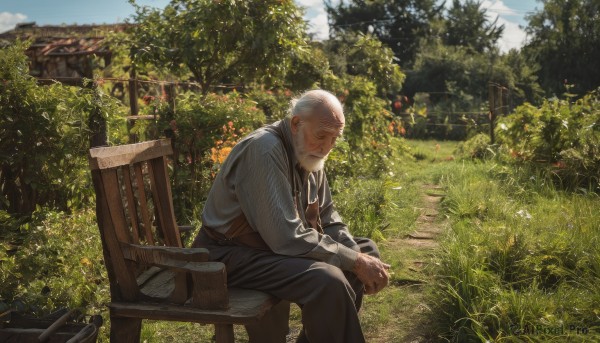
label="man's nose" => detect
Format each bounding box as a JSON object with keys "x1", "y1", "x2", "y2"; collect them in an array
[{"x1": 321, "y1": 138, "x2": 334, "y2": 154}]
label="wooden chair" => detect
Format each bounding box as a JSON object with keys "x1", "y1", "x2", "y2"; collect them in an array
[{"x1": 88, "y1": 139, "x2": 279, "y2": 343}]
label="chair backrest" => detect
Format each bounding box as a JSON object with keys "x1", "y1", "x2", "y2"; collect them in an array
[{"x1": 89, "y1": 139, "x2": 182, "y2": 301}]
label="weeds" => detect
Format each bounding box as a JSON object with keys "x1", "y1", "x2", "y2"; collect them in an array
[{"x1": 434, "y1": 160, "x2": 600, "y2": 341}]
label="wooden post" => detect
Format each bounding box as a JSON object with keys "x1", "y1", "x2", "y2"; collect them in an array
[
  {"x1": 128, "y1": 63, "x2": 139, "y2": 143},
  {"x1": 488, "y1": 83, "x2": 495, "y2": 145},
  {"x1": 89, "y1": 81, "x2": 107, "y2": 148}
]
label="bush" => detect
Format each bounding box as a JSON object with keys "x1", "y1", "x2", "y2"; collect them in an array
[
  {"x1": 332, "y1": 178, "x2": 387, "y2": 242},
  {"x1": 142, "y1": 90, "x2": 266, "y2": 219},
  {"x1": 322, "y1": 74, "x2": 404, "y2": 181},
  {"x1": 0, "y1": 208, "x2": 107, "y2": 315},
  {"x1": 455, "y1": 133, "x2": 492, "y2": 159},
  {"x1": 0, "y1": 41, "x2": 128, "y2": 215},
  {"x1": 496, "y1": 89, "x2": 600, "y2": 191}
]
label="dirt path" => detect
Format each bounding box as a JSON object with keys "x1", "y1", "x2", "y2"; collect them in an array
[{"x1": 373, "y1": 184, "x2": 447, "y2": 343}]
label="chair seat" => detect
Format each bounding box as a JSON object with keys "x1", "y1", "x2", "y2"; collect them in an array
[{"x1": 109, "y1": 288, "x2": 279, "y2": 325}]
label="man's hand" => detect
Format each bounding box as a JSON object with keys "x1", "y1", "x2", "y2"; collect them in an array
[{"x1": 352, "y1": 253, "x2": 391, "y2": 295}]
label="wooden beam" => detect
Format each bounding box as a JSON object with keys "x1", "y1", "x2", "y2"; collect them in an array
[{"x1": 89, "y1": 139, "x2": 172, "y2": 170}]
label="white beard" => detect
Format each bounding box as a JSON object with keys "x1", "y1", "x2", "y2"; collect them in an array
[{"x1": 293, "y1": 126, "x2": 327, "y2": 172}]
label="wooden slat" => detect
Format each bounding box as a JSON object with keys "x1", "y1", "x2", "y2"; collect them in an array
[
  {"x1": 91, "y1": 170, "x2": 121, "y2": 300},
  {"x1": 122, "y1": 166, "x2": 140, "y2": 244},
  {"x1": 134, "y1": 162, "x2": 154, "y2": 245},
  {"x1": 121, "y1": 244, "x2": 210, "y2": 264},
  {"x1": 139, "y1": 269, "x2": 176, "y2": 299},
  {"x1": 136, "y1": 266, "x2": 163, "y2": 287},
  {"x1": 109, "y1": 288, "x2": 278, "y2": 325},
  {"x1": 89, "y1": 139, "x2": 172, "y2": 170},
  {"x1": 95, "y1": 169, "x2": 139, "y2": 300},
  {"x1": 148, "y1": 156, "x2": 182, "y2": 247},
  {"x1": 102, "y1": 169, "x2": 132, "y2": 244}
]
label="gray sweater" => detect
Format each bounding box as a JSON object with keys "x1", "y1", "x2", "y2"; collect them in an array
[{"x1": 201, "y1": 118, "x2": 360, "y2": 271}]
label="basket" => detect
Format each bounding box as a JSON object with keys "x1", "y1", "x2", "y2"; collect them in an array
[{"x1": 0, "y1": 308, "x2": 102, "y2": 343}]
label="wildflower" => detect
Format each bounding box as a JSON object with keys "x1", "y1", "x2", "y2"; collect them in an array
[{"x1": 516, "y1": 209, "x2": 532, "y2": 220}]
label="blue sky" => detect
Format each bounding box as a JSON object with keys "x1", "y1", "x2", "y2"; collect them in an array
[{"x1": 1, "y1": 0, "x2": 540, "y2": 52}]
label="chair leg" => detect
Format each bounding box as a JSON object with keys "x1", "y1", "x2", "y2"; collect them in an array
[
  {"x1": 215, "y1": 324, "x2": 234, "y2": 343},
  {"x1": 110, "y1": 316, "x2": 142, "y2": 342}
]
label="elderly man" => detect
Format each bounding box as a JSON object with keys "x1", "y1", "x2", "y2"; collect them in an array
[{"x1": 192, "y1": 89, "x2": 390, "y2": 343}]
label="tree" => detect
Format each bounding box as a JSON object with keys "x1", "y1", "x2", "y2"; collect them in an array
[
  {"x1": 323, "y1": 33, "x2": 405, "y2": 98},
  {"x1": 129, "y1": 0, "x2": 309, "y2": 94},
  {"x1": 444, "y1": 0, "x2": 504, "y2": 53},
  {"x1": 524, "y1": 0, "x2": 600, "y2": 96},
  {"x1": 326, "y1": 0, "x2": 443, "y2": 67}
]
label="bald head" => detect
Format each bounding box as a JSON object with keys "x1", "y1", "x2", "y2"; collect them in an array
[{"x1": 290, "y1": 89, "x2": 345, "y2": 131}]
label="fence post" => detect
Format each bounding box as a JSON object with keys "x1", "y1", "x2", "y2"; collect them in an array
[
  {"x1": 488, "y1": 82, "x2": 495, "y2": 144},
  {"x1": 89, "y1": 81, "x2": 107, "y2": 148},
  {"x1": 128, "y1": 57, "x2": 139, "y2": 143}
]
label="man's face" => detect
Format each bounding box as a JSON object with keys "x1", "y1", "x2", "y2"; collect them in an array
[{"x1": 292, "y1": 107, "x2": 344, "y2": 172}]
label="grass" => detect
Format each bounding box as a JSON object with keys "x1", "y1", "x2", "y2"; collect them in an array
[{"x1": 433, "y1": 160, "x2": 600, "y2": 342}]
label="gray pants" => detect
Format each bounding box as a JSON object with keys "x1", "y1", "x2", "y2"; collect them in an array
[{"x1": 192, "y1": 230, "x2": 380, "y2": 343}]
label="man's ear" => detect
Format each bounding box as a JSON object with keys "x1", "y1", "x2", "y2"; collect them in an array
[{"x1": 290, "y1": 116, "x2": 301, "y2": 134}]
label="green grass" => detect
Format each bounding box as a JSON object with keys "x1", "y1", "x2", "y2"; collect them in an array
[{"x1": 433, "y1": 160, "x2": 600, "y2": 342}]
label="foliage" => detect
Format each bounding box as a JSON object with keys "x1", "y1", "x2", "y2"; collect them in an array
[
  {"x1": 434, "y1": 161, "x2": 600, "y2": 341},
  {"x1": 0, "y1": 41, "x2": 127, "y2": 215},
  {"x1": 326, "y1": 0, "x2": 443, "y2": 66},
  {"x1": 443, "y1": 0, "x2": 503, "y2": 53},
  {"x1": 245, "y1": 88, "x2": 293, "y2": 121},
  {"x1": 141, "y1": 90, "x2": 266, "y2": 219},
  {"x1": 322, "y1": 74, "x2": 403, "y2": 181},
  {"x1": 454, "y1": 133, "x2": 492, "y2": 159},
  {"x1": 496, "y1": 89, "x2": 600, "y2": 190},
  {"x1": 283, "y1": 42, "x2": 330, "y2": 91},
  {"x1": 0, "y1": 208, "x2": 108, "y2": 315},
  {"x1": 333, "y1": 178, "x2": 387, "y2": 242},
  {"x1": 401, "y1": 38, "x2": 544, "y2": 140},
  {"x1": 524, "y1": 0, "x2": 600, "y2": 97},
  {"x1": 129, "y1": 0, "x2": 309, "y2": 93},
  {"x1": 323, "y1": 33, "x2": 405, "y2": 98}
]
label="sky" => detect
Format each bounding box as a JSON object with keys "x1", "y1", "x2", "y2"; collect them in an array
[{"x1": 1, "y1": 0, "x2": 540, "y2": 52}]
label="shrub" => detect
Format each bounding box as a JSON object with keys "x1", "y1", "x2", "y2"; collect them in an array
[
  {"x1": 455, "y1": 133, "x2": 492, "y2": 159},
  {"x1": 143, "y1": 90, "x2": 266, "y2": 219},
  {"x1": 0, "y1": 208, "x2": 107, "y2": 315},
  {"x1": 0, "y1": 41, "x2": 128, "y2": 215},
  {"x1": 496, "y1": 89, "x2": 600, "y2": 191}
]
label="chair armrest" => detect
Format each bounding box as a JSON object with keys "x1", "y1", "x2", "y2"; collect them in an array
[
  {"x1": 121, "y1": 243, "x2": 228, "y2": 310},
  {"x1": 121, "y1": 243, "x2": 209, "y2": 263}
]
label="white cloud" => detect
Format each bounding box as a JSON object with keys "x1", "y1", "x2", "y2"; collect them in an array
[
  {"x1": 480, "y1": 0, "x2": 519, "y2": 17},
  {"x1": 480, "y1": 1, "x2": 527, "y2": 52},
  {"x1": 0, "y1": 12, "x2": 27, "y2": 34},
  {"x1": 495, "y1": 16, "x2": 527, "y2": 52},
  {"x1": 296, "y1": 0, "x2": 326, "y2": 7},
  {"x1": 295, "y1": 0, "x2": 331, "y2": 41},
  {"x1": 308, "y1": 10, "x2": 329, "y2": 40}
]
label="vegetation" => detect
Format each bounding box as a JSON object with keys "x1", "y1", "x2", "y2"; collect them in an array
[
  {"x1": 129, "y1": 0, "x2": 308, "y2": 93},
  {"x1": 496, "y1": 89, "x2": 600, "y2": 191},
  {"x1": 1, "y1": 0, "x2": 599, "y2": 342},
  {"x1": 434, "y1": 161, "x2": 600, "y2": 342},
  {"x1": 523, "y1": 0, "x2": 600, "y2": 97}
]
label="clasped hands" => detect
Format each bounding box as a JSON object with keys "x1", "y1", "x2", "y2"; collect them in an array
[{"x1": 352, "y1": 253, "x2": 391, "y2": 294}]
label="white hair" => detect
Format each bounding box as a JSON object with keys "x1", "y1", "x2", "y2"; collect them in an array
[{"x1": 289, "y1": 89, "x2": 343, "y2": 119}]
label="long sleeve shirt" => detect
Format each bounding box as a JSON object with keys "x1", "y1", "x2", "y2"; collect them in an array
[{"x1": 201, "y1": 119, "x2": 360, "y2": 271}]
